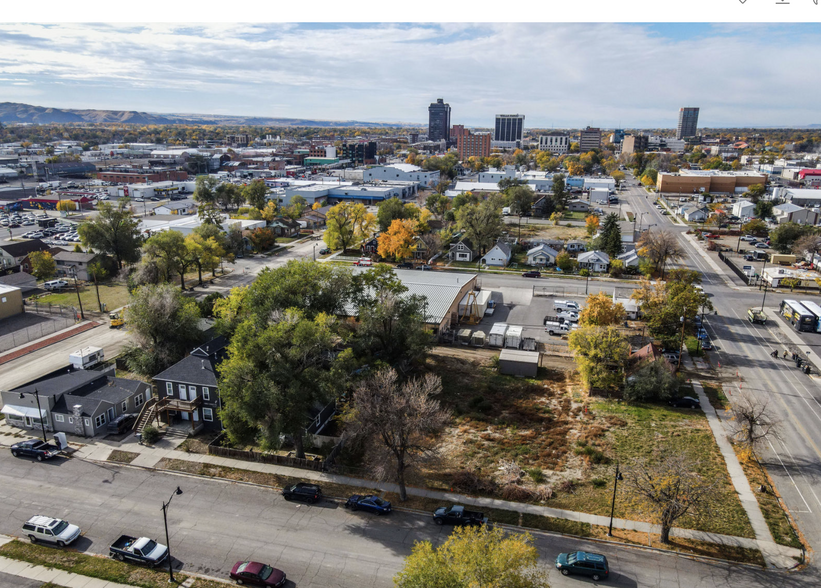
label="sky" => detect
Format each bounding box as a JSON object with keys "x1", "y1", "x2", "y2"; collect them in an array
[{"x1": 1, "y1": 22, "x2": 821, "y2": 129}]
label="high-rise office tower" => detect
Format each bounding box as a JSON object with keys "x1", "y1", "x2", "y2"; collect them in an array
[
  {"x1": 428, "y1": 98, "x2": 451, "y2": 142},
  {"x1": 494, "y1": 114, "x2": 525, "y2": 142},
  {"x1": 676, "y1": 107, "x2": 699, "y2": 140}
]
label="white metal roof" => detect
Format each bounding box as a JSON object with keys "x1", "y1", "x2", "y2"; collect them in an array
[
  {"x1": 489, "y1": 323, "x2": 508, "y2": 336},
  {"x1": 499, "y1": 349, "x2": 539, "y2": 363}
]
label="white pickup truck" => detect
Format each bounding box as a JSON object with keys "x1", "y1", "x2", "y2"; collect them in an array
[{"x1": 544, "y1": 316, "x2": 577, "y2": 336}]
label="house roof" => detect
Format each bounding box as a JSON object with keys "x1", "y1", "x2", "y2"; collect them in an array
[
  {"x1": 578, "y1": 250, "x2": 610, "y2": 263},
  {"x1": 451, "y1": 238, "x2": 476, "y2": 252},
  {"x1": 0, "y1": 239, "x2": 50, "y2": 258},
  {"x1": 53, "y1": 251, "x2": 97, "y2": 263},
  {"x1": 774, "y1": 203, "x2": 803, "y2": 214},
  {"x1": 527, "y1": 244, "x2": 559, "y2": 257},
  {"x1": 617, "y1": 250, "x2": 640, "y2": 263},
  {"x1": 153, "y1": 355, "x2": 219, "y2": 387},
  {"x1": 490, "y1": 241, "x2": 512, "y2": 257}
]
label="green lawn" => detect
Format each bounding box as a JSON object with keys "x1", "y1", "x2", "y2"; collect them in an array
[{"x1": 33, "y1": 281, "x2": 130, "y2": 314}]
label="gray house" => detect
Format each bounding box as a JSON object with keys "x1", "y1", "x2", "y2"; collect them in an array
[
  {"x1": 1, "y1": 367, "x2": 150, "y2": 438},
  {"x1": 449, "y1": 238, "x2": 478, "y2": 262},
  {"x1": 578, "y1": 250, "x2": 610, "y2": 273},
  {"x1": 152, "y1": 337, "x2": 228, "y2": 433},
  {"x1": 54, "y1": 251, "x2": 99, "y2": 281},
  {"x1": 567, "y1": 199, "x2": 590, "y2": 212},
  {"x1": 526, "y1": 243, "x2": 559, "y2": 266}
]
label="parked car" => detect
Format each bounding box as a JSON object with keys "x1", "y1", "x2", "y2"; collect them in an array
[
  {"x1": 432, "y1": 505, "x2": 487, "y2": 526},
  {"x1": 697, "y1": 328, "x2": 709, "y2": 340},
  {"x1": 555, "y1": 551, "x2": 609, "y2": 581},
  {"x1": 755, "y1": 242, "x2": 769, "y2": 249},
  {"x1": 230, "y1": 561, "x2": 286, "y2": 587},
  {"x1": 107, "y1": 413, "x2": 137, "y2": 434},
  {"x1": 319, "y1": 247, "x2": 331, "y2": 255},
  {"x1": 10, "y1": 439, "x2": 61, "y2": 461},
  {"x1": 43, "y1": 279, "x2": 69, "y2": 290},
  {"x1": 110, "y1": 535, "x2": 168, "y2": 566},
  {"x1": 22, "y1": 515, "x2": 81, "y2": 547},
  {"x1": 669, "y1": 396, "x2": 701, "y2": 409},
  {"x1": 344, "y1": 494, "x2": 392, "y2": 515},
  {"x1": 556, "y1": 310, "x2": 580, "y2": 323},
  {"x1": 522, "y1": 271, "x2": 541, "y2": 278},
  {"x1": 662, "y1": 352, "x2": 680, "y2": 363},
  {"x1": 396, "y1": 262, "x2": 414, "y2": 269},
  {"x1": 282, "y1": 482, "x2": 322, "y2": 504},
  {"x1": 701, "y1": 338, "x2": 713, "y2": 350},
  {"x1": 740, "y1": 235, "x2": 757, "y2": 242},
  {"x1": 416, "y1": 264, "x2": 432, "y2": 271}
]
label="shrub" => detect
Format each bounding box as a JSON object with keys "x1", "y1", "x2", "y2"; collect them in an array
[
  {"x1": 533, "y1": 485, "x2": 554, "y2": 501},
  {"x1": 527, "y1": 468, "x2": 545, "y2": 484},
  {"x1": 559, "y1": 479, "x2": 577, "y2": 494},
  {"x1": 592, "y1": 478, "x2": 608, "y2": 488},
  {"x1": 468, "y1": 395, "x2": 493, "y2": 414},
  {"x1": 237, "y1": 206, "x2": 250, "y2": 215},
  {"x1": 141, "y1": 425, "x2": 161, "y2": 445},
  {"x1": 624, "y1": 359, "x2": 679, "y2": 404},
  {"x1": 451, "y1": 470, "x2": 498, "y2": 495},
  {"x1": 500, "y1": 483, "x2": 533, "y2": 502}
]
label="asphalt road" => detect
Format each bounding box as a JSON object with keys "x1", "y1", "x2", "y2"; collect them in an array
[
  {"x1": 0, "y1": 451, "x2": 812, "y2": 588},
  {"x1": 619, "y1": 177, "x2": 821, "y2": 553}
]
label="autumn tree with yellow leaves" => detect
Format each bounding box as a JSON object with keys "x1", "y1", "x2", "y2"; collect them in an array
[{"x1": 378, "y1": 219, "x2": 418, "y2": 261}]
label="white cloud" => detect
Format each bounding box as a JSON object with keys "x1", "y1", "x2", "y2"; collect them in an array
[{"x1": 0, "y1": 23, "x2": 818, "y2": 127}]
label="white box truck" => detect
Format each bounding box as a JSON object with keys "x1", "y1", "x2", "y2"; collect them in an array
[
  {"x1": 505, "y1": 326, "x2": 523, "y2": 349},
  {"x1": 488, "y1": 323, "x2": 508, "y2": 347}
]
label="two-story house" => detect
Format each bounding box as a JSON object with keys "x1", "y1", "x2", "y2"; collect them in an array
[
  {"x1": 449, "y1": 238, "x2": 478, "y2": 263},
  {"x1": 152, "y1": 337, "x2": 228, "y2": 432},
  {"x1": 0, "y1": 239, "x2": 51, "y2": 271},
  {"x1": 54, "y1": 252, "x2": 99, "y2": 281}
]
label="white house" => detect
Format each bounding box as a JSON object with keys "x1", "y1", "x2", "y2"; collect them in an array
[
  {"x1": 153, "y1": 202, "x2": 195, "y2": 215},
  {"x1": 526, "y1": 244, "x2": 559, "y2": 267},
  {"x1": 732, "y1": 199, "x2": 755, "y2": 219},
  {"x1": 578, "y1": 250, "x2": 610, "y2": 272},
  {"x1": 616, "y1": 249, "x2": 642, "y2": 268},
  {"x1": 682, "y1": 206, "x2": 709, "y2": 222},
  {"x1": 481, "y1": 242, "x2": 512, "y2": 267}
]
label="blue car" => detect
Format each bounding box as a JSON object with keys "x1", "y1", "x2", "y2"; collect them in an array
[
  {"x1": 697, "y1": 329, "x2": 709, "y2": 340},
  {"x1": 345, "y1": 494, "x2": 392, "y2": 515}
]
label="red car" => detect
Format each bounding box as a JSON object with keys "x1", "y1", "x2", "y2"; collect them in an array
[
  {"x1": 230, "y1": 561, "x2": 286, "y2": 586},
  {"x1": 522, "y1": 271, "x2": 541, "y2": 278}
]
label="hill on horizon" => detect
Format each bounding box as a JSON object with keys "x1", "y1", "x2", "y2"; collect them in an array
[{"x1": 0, "y1": 102, "x2": 412, "y2": 128}]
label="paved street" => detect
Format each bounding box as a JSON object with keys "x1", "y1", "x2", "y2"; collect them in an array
[
  {"x1": 0, "y1": 451, "x2": 813, "y2": 588},
  {"x1": 619, "y1": 177, "x2": 821, "y2": 554}
]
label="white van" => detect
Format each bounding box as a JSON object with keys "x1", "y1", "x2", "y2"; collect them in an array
[
  {"x1": 553, "y1": 300, "x2": 580, "y2": 312},
  {"x1": 43, "y1": 280, "x2": 69, "y2": 291}
]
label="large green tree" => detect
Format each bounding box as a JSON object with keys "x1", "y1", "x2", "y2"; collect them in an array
[
  {"x1": 77, "y1": 199, "x2": 142, "y2": 269},
  {"x1": 456, "y1": 195, "x2": 505, "y2": 256},
  {"x1": 377, "y1": 197, "x2": 416, "y2": 232},
  {"x1": 551, "y1": 173, "x2": 568, "y2": 210},
  {"x1": 192, "y1": 175, "x2": 220, "y2": 205},
  {"x1": 568, "y1": 325, "x2": 630, "y2": 390},
  {"x1": 29, "y1": 251, "x2": 56, "y2": 280},
  {"x1": 124, "y1": 283, "x2": 202, "y2": 375},
  {"x1": 143, "y1": 230, "x2": 193, "y2": 289},
  {"x1": 596, "y1": 213, "x2": 623, "y2": 258},
  {"x1": 243, "y1": 179, "x2": 269, "y2": 210},
  {"x1": 218, "y1": 309, "x2": 340, "y2": 458},
  {"x1": 770, "y1": 222, "x2": 817, "y2": 254}
]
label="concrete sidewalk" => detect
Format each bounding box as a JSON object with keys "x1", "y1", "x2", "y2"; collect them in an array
[
  {"x1": 0, "y1": 535, "x2": 143, "y2": 588},
  {"x1": 691, "y1": 380, "x2": 799, "y2": 569},
  {"x1": 70, "y1": 432, "x2": 803, "y2": 567}
]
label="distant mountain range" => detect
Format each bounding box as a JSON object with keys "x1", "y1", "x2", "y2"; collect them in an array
[{"x1": 0, "y1": 102, "x2": 410, "y2": 127}]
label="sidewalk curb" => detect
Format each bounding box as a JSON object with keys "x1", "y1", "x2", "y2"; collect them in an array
[{"x1": 79, "y1": 455, "x2": 798, "y2": 571}]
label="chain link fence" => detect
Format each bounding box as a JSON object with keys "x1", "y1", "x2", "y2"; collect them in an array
[{"x1": 0, "y1": 304, "x2": 79, "y2": 354}]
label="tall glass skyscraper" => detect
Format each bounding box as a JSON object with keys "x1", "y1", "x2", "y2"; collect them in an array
[
  {"x1": 677, "y1": 107, "x2": 699, "y2": 140},
  {"x1": 428, "y1": 98, "x2": 451, "y2": 142}
]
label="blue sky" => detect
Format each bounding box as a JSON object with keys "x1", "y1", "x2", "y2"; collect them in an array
[{"x1": 0, "y1": 22, "x2": 820, "y2": 128}]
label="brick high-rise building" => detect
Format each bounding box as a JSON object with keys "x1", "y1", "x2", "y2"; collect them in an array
[
  {"x1": 453, "y1": 125, "x2": 491, "y2": 159},
  {"x1": 428, "y1": 98, "x2": 451, "y2": 142},
  {"x1": 677, "y1": 107, "x2": 700, "y2": 140},
  {"x1": 579, "y1": 127, "x2": 602, "y2": 151}
]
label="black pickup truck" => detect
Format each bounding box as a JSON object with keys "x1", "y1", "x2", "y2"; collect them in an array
[
  {"x1": 110, "y1": 535, "x2": 168, "y2": 566},
  {"x1": 432, "y1": 505, "x2": 488, "y2": 526},
  {"x1": 10, "y1": 440, "x2": 61, "y2": 461}
]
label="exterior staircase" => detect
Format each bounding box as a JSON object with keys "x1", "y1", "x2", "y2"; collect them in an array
[{"x1": 133, "y1": 398, "x2": 158, "y2": 434}]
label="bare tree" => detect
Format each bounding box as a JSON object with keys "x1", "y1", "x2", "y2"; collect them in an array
[
  {"x1": 637, "y1": 230, "x2": 685, "y2": 280},
  {"x1": 729, "y1": 392, "x2": 781, "y2": 456},
  {"x1": 342, "y1": 368, "x2": 450, "y2": 501},
  {"x1": 624, "y1": 452, "x2": 719, "y2": 544},
  {"x1": 792, "y1": 233, "x2": 821, "y2": 262}
]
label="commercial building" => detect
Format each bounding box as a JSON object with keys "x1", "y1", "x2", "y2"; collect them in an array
[
  {"x1": 0, "y1": 284, "x2": 23, "y2": 320},
  {"x1": 494, "y1": 115, "x2": 525, "y2": 143},
  {"x1": 97, "y1": 170, "x2": 189, "y2": 184},
  {"x1": 610, "y1": 129, "x2": 625, "y2": 144},
  {"x1": 538, "y1": 133, "x2": 569, "y2": 155},
  {"x1": 452, "y1": 125, "x2": 491, "y2": 158},
  {"x1": 339, "y1": 142, "x2": 377, "y2": 166},
  {"x1": 676, "y1": 107, "x2": 700, "y2": 140},
  {"x1": 363, "y1": 164, "x2": 440, "y2": 187},
  {"x1": 225, "y1": 134, "x2": 251, "y2": 147},
  {"x1": 621, "y1": 135, "x2": 648, "y2": 155},
  {"x1": 656, "y1": 170, "x2": 768, "y2": 194},
  {"x1": 579, "y1": 127, "x2": 601, "y2": 151},
  {"x1": 428, "y1": 98, "x2": 451, "y2": 142}
]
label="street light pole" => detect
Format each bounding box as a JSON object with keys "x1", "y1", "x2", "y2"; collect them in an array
[
  {"x1": 19, "y1": 389, "x2": 48, "y2": 444},
  {"x1": 161, "y1": 486, "x2": 183, "y2": 584},
  {"x1": 607, "y1": 463, "x2": 623, "y2": 536},
  {"x1": 677, "y1": 314, "x2": 686, "y2": 370},
  {"x1": 70, "y1": 267, "x2": 85, "y2": 320}
]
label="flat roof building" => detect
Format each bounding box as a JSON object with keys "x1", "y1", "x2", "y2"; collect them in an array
[{"x1": 579, "y1": 127, "x2": 602, "y2": 151}]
